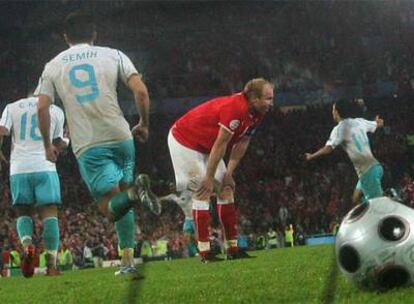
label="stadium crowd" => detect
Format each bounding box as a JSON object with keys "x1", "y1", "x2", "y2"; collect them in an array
[
  {"x1": 1, "y1": 1, "x2": 414, "y2": 267},
  {"x1": 1, "y1": 1, "x2": 414, "y2": 104}
]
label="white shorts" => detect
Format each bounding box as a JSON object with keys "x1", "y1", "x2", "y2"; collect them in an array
[{"x1": 168, "y1": 130, "x2": 226, "y2": 192}]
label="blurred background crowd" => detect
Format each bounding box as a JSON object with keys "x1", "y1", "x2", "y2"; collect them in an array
[{"x1": 1, "y1": 0, "x2": 414, "y2": 267}]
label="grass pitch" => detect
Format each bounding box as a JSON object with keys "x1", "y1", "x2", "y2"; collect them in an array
[{"x1": 1, "y1": 244, "x2": 413, "y2": 303}]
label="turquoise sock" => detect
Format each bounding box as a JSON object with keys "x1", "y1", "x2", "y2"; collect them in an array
[
  {"x1": 115, "y1": 209, "x2": 135, "y2": 249},
  {"x1": 42, "y1": 217, "x2": 59, "y2": 251},
  {"x1": 16, "y1": 216, "x2": 33, "y2": 244},
  {"x1": 109, "y1": 191, "x2": 133, "y2": 221}
]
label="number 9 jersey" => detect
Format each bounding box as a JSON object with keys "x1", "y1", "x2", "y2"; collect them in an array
[
  {"x1": 0, "y1": 97, "x2": 64, "y2": 175},
  {"x1": 36, "y1": 44, "x2": 139, "y2": 157}
]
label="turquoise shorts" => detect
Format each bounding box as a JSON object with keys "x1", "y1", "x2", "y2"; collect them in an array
[
  {"x1": 10, "y1": 171, "x2": 61, "y2": 207},
  {"x1": 356, "y1": 164, "x2": 384, "y2": 200},
  {"x1": 78, "y1": 139, "x2": 135, "y2": 201},
  {"x1": 183, "y1": 218, "x2": 195, "y2": 234}
]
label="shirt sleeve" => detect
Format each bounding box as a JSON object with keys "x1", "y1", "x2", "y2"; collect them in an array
[
  {"x1": 36, "y1": 62, "x2": 56, "y2": 103},
  {"x1": 117, "y1": 50, "x2": 139, "y2": 85},
  {"x1": 0, "y1": 105, "x2": 12, "y2": 135},
  {"x1": 326, "y1": 125, "x2": 344, "y2": 148},
  {"x1": 51, "y1": 106, "x2": 65, "y2": 140},
  {"x1": 218, "y1": 103, "x2": 243, "y2": 134},
  {"x1": 357, "y1": 118, "x2": 377, "y2": 133}
]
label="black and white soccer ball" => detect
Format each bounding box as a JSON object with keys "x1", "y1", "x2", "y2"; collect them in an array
[{"x1": 336, "y1": 196, "x2": 414, "y2": 291}]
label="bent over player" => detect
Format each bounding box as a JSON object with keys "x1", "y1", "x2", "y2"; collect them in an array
[{"x1": 168, "y1": 78, "x2": 274, "y2": 262}]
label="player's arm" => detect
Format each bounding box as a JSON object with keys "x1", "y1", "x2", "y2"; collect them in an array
[
  {"x1": 0, "y1": 127, "x2": 9, "y2": 170},
  {"x1": 306, "y1": 125, "x2": 342, "y2": 161},
  {"x1": 305, "y1": 145, "x2": 333, "y2": 161},
  {"x1": 52, "y1": 110, "x2": 70, "y2": 152},
  {"x1": 38, "y1": 95, "x2": 59, "y2": 162},
  {"x1": 0, "y1": 105, "x2": 12, "y2": 170},
  {"x1": 227, "y1": 135, "x2": 251, "y2": 175},
  {"x1": 223, "y1": 135, "x2": 251, "y2": 189},
  {"x1": 375, "y1": 115, "x2": 384, "y2": 129},
  {"x1": 196, "y1": 127, "x2": 233, "y2": 200},
  {"x1": 128, "y1": 74, "x2": 150, "y2": 143}
]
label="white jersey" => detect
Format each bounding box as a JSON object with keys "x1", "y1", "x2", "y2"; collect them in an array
[
  {"x1": 326, "y1": 118, "x2": 378, "y2": 177},
  {"x1": 0, "y1": 97, "x2": 64, "y2": 175},
  {"x1": 36, "y1": 43, "x2": 138, "y2": 157}
]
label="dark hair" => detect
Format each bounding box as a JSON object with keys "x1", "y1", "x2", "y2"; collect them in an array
[
  {"x1": 64, "y1": 11, "x2": 96, "y2": 43},
  {"x1": 334, "y1": 99, "x2": 355, "y2": 119}
]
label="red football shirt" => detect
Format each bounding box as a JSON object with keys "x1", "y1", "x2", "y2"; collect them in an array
[{"x1": 171, "y1": 92, "x2": 264, "y2": 153}]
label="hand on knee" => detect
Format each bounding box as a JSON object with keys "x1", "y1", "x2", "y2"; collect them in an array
[{"x1": 219, "y1": 187, "x2": 234, "y2": 204}]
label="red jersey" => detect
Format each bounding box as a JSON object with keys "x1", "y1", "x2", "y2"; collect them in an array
[{"x1": 172, "y1": 93, "x2": 264, "y2": 153}]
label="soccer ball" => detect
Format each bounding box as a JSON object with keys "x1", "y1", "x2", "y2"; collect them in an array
[{"x1": 336, "y1": 196, "x2": 414, "y2": 290}]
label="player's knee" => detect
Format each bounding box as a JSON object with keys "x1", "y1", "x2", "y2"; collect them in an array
[
  {"x1": 219, "y1": 186, "x2": 234, "y2": 202},
  {"x1": 186, "y1": 176, "x2": 202, "y2": 192},
  {"x1": 38, "y1": 205, "x2": 58, "y2": 219},
  {"x1": 97, "y1": 200, "x2": 110, "y2": 217},
  {"x1": 352, "y1": 191, "x2": 362, "y2": 205},
  {"x1": 16, "y1": 205, "x2": 34, "y2": 217}
]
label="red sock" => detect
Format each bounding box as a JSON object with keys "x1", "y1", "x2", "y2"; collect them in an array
[
  {"x1": 192, "y1": 209, "x2": 211, "y2": 256},
  {"x1": 217, "y1": 203, "x2": 238, "y2": 254}
]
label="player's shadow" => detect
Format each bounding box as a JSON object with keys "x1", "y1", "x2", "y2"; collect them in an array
[
  {"x1": 126, "y1": 262, "x2": 146, "y2": 304},
  {"x1": 321, "y1": 248, "x2": 339, "y2": 304}
]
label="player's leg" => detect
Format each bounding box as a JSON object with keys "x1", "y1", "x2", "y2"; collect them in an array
[
  {"x1": 191, "y1": 197, "x2": 212, "y2": 261},
  {"x1": 362, "y1": 164, "x2": 384, "y2": 200},
  {"x1": 357, "y1": 164, "x2": 384, "y2": 203},
  {"x1": 216, "y1": 162, "x2": 251, "y2": 260},
  {"x1": 35, "y1": 171, "x2": 62, "y2": 276},
  {"x1": 77, "y1": 140, "x2": 159, "y2": 223},
  {"x1": 167, "y1": 131, "x2": 218, "y2": 262},
  {"x1": 352, "y1": 186, "x2": 363, "y2": 205},
  {"x1": 10, "y1": 173, "x2": 36, "y2": 278},
  {"x1": 114, "y1": 183, "x2": 136, "y2": 275},
  {"x1": 77, "y1": 140, "x2": 151, "y2": 275},
  {"x1": 176, "y1": 191, "x2": 198, "y2": 256},
  {"x1": 16, "y1": 206, "x2": 34, "y2": 247},
  {"x1": 38, "y1": 205, "x2": 61, "y2": 275},
  {"x1": 217, "y1": 185, "x2": 239, "y2": 257}
]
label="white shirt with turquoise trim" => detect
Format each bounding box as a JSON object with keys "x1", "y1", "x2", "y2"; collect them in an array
[
  {"x1": 36, "y1": 44, "x2": 138, "y2": 157},
  {"x1": 0, "y1": 97, "x2": 64, "y2": 175},
  {"x1": 326, "y1": 118, "x2": 378, "y2": 177}
]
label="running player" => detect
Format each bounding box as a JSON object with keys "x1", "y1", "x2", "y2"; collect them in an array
[
  {"x1": 0, "y1": 95, "x2": 67, "y2": 277},
  {"x1": 36, "y1": 11, "x2": 160, "y2": 275},
  {"x1": 305, "y1": 99, "x2": 384, "y2": 204}
]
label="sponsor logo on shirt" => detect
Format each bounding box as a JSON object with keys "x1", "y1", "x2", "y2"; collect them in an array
[{"x1": 229, "y1": 120, "x2": 240, "y2": 130}]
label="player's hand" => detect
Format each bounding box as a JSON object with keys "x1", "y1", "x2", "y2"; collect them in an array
[
  {"x1": 45, "y1": 144, "x2": 59, "y2": 163},
  {"x1": 222, "y1": 172, "x2": 235, "y2": 191},
  {"x1": 304, "y1": 153, "x2": 313, "y2": 161},
  {"x1": 132, "y1": 122, "x2": 149, "y2": 143},
  {"x1": 375, "y1": 115, "x2": 384, "y2": 128},
  {"x1": 195, "y1": 177, "x2": 214, "y2": 201}
]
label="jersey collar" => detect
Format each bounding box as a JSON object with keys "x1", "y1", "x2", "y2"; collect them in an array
[{"x1": 69, "y1": 43, "x2": 92, "y2": 49}]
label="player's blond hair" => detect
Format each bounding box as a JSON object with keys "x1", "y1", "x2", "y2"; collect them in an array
[{"x1": 243, "y1": 78, "x2": 273, "y2": 99}]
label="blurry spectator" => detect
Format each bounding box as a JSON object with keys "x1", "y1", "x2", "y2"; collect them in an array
[
  {"x1": 58, "y1": 242, "x2": 73, "y2": 271},
  {"x1": 83, "y1": 241, "x2": 94, "y2": 268},
  {"x1": 266, "y1": 227, "x2": 278, "y2": 249}
]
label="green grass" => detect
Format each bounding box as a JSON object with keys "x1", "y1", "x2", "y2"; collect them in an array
[{"x1": 1, "y1": 245, "x2": 414, "y2": 303}]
